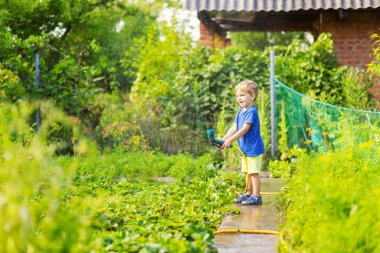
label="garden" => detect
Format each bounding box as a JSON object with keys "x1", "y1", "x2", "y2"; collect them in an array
[{"x1": 1, "y1": 0, "x2": 380, "y2": 252}]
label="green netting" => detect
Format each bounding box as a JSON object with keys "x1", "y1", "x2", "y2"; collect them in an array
[{"x1": 275, "y1": 79, "x2": 380, "y2": 152}]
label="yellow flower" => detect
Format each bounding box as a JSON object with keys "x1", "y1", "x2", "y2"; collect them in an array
[
  {"x1": 304, "y1": 140, "x2": 312, "y2": 145},
  {"x1": 344, "y1": 153, "x2": 353, "y2": 159},
  {"x1": 359, "y1": 140, "x2": 374, "y2": 149},
  {"x1": 131, "y1": 135, "x2": 141, "y2": 145},
  {"x1": 318, "y1": 154, "x2": 332, "y2": 162}
]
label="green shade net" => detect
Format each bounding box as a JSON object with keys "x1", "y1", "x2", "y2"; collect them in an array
[{"x1": 275, "y1": 79, "x2": 380, "y2": 152}]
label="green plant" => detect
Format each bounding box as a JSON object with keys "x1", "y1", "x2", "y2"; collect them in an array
[
  {"x1": 277, "y1": 137, "x2": 380, "y2": 252},
  {"x1": 0, "y1": 63, "x2": 23, "y2": 102},
  {"x1": 230, "y1": 31, "x2": 311, "y2": 51},
  {"x1": 267, "y1": 147, "x2": 306, "y2": 178},
  {"x1": 93, "y1": 92, "x2": 150, "y2": 151},
  {"x1": 0, "y1": 101, "x2": 94, "y2": 252},
  {"x1": 278, "y1": 101, "x2": 288, "y2": 154},
  {"x1": 268, "y1": 160, "x2": 292, "y2": 178},
  {"x1": 341, "y1": 67, "x2": 374, "y2": 110},
  {"x1": 258, "y1": 88, "x2": 271, "y2": 154},
  {"x1": 367, "y1": 33, "x2": 380, "y2": 76},
  {"x1": 62, "y1": 149, "x2": 236, "y2": 252},
  {"x1": 275, "y1": 33, "x2": 345, "y2": 105}
]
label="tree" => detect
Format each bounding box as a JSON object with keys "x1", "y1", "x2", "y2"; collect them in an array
[{"x1": 0, "y1": 0, "x2": 166, "y2": 134}]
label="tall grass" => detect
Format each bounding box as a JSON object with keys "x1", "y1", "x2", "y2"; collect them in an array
[
  {"x1": 277, "y1": 136, "x2": 380, "y2": 252},
  {"x1": 0, "y1": 102, "x2": 94, "y2": 252}
]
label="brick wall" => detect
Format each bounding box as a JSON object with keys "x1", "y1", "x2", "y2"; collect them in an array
[
  {"x1": 321, "y1": 11, "x2": 380, "y2": 101},
  {"x1": 199, "y1": 22, "x2": 231, "y2": 48}
]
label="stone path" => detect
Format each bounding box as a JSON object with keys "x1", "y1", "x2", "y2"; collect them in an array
[{"x1": 214, "y1": 178, "x2": 284, "y2": 253}]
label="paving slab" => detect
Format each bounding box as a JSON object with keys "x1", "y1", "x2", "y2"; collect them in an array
[{"x1": 214, "y1": 178, "x2": 285, "y2": 253}]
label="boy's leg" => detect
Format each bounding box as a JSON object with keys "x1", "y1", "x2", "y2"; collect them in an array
[
  {"x1": 250, "y1": 173, "x2": 260, "y2": 196},
  {"x1": 243, "y1": 155, "x2": 262, "y2": 196},
  {"x1": 242, "y1": 173, "x2": 262, "y2": 205}
]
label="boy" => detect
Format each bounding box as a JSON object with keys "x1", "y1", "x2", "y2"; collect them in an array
[{"x1": 221, "y1": 80, "x2": 265, "y2": 205}]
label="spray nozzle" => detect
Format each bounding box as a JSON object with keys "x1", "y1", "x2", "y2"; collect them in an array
[{"x1": 206, "y1": 129, "x2": 232, "y2": 149}]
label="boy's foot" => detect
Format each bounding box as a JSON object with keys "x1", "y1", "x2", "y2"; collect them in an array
[
  {"x1": 233, "y1": 193, "x2": 250, "y2": 203},
  {"x1": 242, "y1": 195, "x2": 262, "y2": 205}
]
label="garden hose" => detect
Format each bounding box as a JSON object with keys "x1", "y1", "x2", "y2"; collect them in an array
[
  {"x1": 207, "y1": 133, "x2": 280, "y2": 237},
  {"x1": 233, "y1": 146, "x2": 279, "y2": 196},
  {"x1": 206, "y1": 130, "x2": 279, "y2": 195},
  {"x1": 260, "y1": 192, "x2": 278, "y2": 196},
  {"x1": 215, "y1": 229, "x2": 278, "y2": 235},
  {"x1": 218, "y1": 148, "x2": 279, "y2": 236},
  {"x1": 233, "y1": 146, "x2": 250, "y2": 194}
]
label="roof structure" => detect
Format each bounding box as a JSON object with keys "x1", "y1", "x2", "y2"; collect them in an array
[
  {"x1": 183, "y1": 0, "x2": 380, "y2": 33},
  {"x1": 183, "y1": 0, "x2": 380, "y2": 101},
  {"x1": 184, "y1": 0, "x2": 380, "y2": 12}
]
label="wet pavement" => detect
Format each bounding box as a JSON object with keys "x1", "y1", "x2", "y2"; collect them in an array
[{"x1": 214, "y1": 178, "x2": 285, "y2": 253}]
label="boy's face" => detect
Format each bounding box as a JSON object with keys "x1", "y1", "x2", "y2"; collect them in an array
[{"x1": 236, "y1": 88, "x2": 255, "y2": 109}]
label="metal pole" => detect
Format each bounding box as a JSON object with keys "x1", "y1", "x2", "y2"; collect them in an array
[
  {"x1": 270, "y1": 49, "x2": 276, "y2": 157},
  {"x1": 35, "y1": 51, "x2": 40, "y2": 132}
]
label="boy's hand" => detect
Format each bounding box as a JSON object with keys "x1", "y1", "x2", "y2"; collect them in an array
[{"x1": 221, "y1": 138, "x2": 232, "y2": 151}]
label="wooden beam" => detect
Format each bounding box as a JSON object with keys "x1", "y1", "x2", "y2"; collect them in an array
[
  {"x1": 210, "y1": 10, "x2": 320, "y2": 32},
  {"x1": 338, "y1": 9, "x2": 349, "y2": 21},
  {"x1": 215, "y1": 18, "x2": 318, "y2": 32}
]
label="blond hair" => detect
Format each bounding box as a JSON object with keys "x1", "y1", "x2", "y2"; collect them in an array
[{"x1": 235, "y1": 80, "x2": 258, "y2": 102}]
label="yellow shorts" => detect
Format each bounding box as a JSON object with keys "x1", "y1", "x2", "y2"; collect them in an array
[{"x1": 241, "y1": 154, "x2": 263, "y2": 174}]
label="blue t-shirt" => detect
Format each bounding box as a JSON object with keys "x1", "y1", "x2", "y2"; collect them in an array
[{"x1": 234, "y1": 106, "x2": 265, "y2": 157}]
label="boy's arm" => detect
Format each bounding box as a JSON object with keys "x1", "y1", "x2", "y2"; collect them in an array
[
  {"x1": 222, "y1": 123, "x2": 237, "y2": 140},
  {"x1": 221, "y1": 123, "x2": 251, "y2": 151}
]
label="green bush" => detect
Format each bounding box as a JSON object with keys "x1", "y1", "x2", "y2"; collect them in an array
[
  {"x1": 93, "y1": 93, "x2": 149, "y2": 152},
  {"x1": 267, "y1": 147, "x2": 306, "y2": 178},
  {"x1": 130, "y1": 31, "x2": 374, "y2": 156},
  {"x1": 130, "y1": 27, "x2": 270, "y2": 153},
  {"x1": 275, "y1": 33, "x2": 341, "y2": 101}
]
